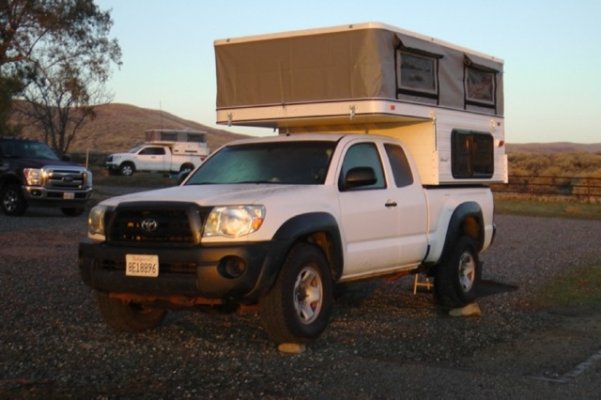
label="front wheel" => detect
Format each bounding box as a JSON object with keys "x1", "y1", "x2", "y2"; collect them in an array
[
  {"x1": 1, "y1": 184, "x2": 28, "y2": 216},
  {"x1": 434, "y1": 236, "x2": 481, "y2": 309},
  {"x1": 96, "y1": 292, "x2": 167, "y2": 332},
  {"x1": 119, "y1": 162, "x2": 135, "y2": 176},
  {"x1": 260, "y1": 243, "x2": 333, "y2": 345}
]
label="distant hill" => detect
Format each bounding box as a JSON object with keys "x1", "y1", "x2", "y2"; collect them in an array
[
  {"x1": 10, "y1": 102, "x2": 600, "y2": 155},
  {"x1": 13, "y1": 102, "x2": 250, "y2": 153},
  {"x1": 507, "y1": 142, "x2": 601, "y2": 154}
]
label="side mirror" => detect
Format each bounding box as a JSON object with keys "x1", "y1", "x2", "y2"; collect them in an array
[{"x1": 341, "y1": 167, "x2": 377, "y2": 190}]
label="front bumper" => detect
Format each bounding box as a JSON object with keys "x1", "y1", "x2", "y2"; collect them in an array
[
  {"x1": 23, "y1": 185, "x2": 92, "y2": 207},
  {"x1": 78, "y1": 239, "x2": 290, "y2": 304}
]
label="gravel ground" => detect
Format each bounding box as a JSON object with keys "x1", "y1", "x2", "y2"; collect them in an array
[{"x1": 1, "y1": 208, "x2": 601, "y2": 399}]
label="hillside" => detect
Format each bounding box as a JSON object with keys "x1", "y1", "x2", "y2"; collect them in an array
[
  {"x1": 13, "y1": 103, "x2": 250, "y2": 153},
  {"x1": 507, "y1": 142, "x2": 601, "y2": 154}
]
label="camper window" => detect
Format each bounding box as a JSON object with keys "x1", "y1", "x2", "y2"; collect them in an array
[
  {"x1": 465, "y1": 66, "x2": 496, "y2": 107},
  {"x1": 396, "y1": 50, "x2": 438, "y2": 97},
  {"x1": 451, "y1": 130, "x2": 494, "y2": 179}
]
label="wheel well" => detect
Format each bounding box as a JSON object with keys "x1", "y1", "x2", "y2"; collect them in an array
[
  {"x1": 301, "y1": 231, "x2": 341, "y2": 281},
  {"x1": 461, "y1": 216, "x2": 482, "y2": 249},
  {"x1": 272, "y1": 212, "x2": 344, "y2": 281},
  {"x1": 0, "y1": 175, "x2": 21, "y2": 188}
]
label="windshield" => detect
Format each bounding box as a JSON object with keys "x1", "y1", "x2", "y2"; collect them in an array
[
  {"x1": 185, "y1": 141, "x2": 336, "y2": 185},
  {"x1": 0, "y1": 140, "x2": 60, "y2": 161},
  {"x1": 128, "y1": 144, "x2": 143, "y2": 153}
]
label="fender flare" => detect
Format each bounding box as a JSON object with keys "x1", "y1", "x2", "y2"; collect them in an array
[
  {"x1": 439, "y1": 202, "x2": 484, "y2": 261},
  {"x1": 273, "y1": 212, "x2": 344, "y2": 281}
]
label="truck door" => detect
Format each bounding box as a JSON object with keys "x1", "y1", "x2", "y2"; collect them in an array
[
  {"x1": 137, "y1": 146, "x2": 167, "y2": 171},
  {"x1": 337, "y1": 141, "x2": 402, "y2": 276},
  {"x1": 382, "y1": 143, "x2": 428, "y2": 264}
]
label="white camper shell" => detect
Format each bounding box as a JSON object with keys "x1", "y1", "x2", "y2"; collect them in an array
[
  {"x1": 144, "y1": 129, "x2": 210, "y2": 157},
  {"x1": 214, "y1": 22, "x2": 507, "y2": 185}
]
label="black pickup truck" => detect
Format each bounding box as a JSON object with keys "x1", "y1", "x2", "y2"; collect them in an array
[{"x1": 0, "y1": 137, "x2": 93, "y2": 216}]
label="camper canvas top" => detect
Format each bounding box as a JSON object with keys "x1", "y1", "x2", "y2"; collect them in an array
[
  {"x1": 213, "y1": 22, "x2": 507, "y2": 186},
  {"x1": 214, "y1": 22, "x2": 504, "y2": 131}
]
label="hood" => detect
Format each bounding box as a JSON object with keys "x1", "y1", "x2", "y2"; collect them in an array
[
  {"x1": 100, "y1": 184, "x2": 323, "y2": 208},
  {"x1": 9, "y1": 158, "x2": 84, "y2": 170},
  {"x1": 108, "y1": 152, "x2": 131, "y2": 159}
]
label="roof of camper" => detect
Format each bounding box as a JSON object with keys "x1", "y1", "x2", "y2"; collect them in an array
[{"x1": 214, "y1": 22, "x2": 503, "y2": 65}]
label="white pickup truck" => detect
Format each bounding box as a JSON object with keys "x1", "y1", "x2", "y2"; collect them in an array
[
  {"x1": 79, "y1": 133, "x2": 495, "y2": 345},
  {"x1": 80, "y1": 22, "x2": 507, "y2": 347},
  {"x1": 106, "y1": 142, "x2": 208, "y2": 176}
]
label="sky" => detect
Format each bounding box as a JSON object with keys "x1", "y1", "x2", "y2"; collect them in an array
[{"x1": 95, "y1": 0, "x2": 601, "y2": 144}]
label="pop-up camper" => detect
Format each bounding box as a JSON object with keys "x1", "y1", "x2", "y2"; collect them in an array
[{"x1": 214, "y1": 22, "x2": 507, "y2": 185}]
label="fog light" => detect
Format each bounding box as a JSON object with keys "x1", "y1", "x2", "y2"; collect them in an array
[
  {"x1": 218, "y1": 256, "x2": 247, "y2": 279},
  {"x1": 31, "y1": 189, "x2": 42, "y2": 197}
]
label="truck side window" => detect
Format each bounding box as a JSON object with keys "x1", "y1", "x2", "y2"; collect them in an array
[
  {"x1": 140, "y1": 147, "x2": 166, "y2": 155},
  {"x1": 384, "y1": 144, "x2": 414, "y2": 187},
  {"x1": 339, "y1": 143, "x2": 385, "y2": 190}
]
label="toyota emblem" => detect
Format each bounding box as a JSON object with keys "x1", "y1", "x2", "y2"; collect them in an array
[{"x1": 140, "y1": 218, "x2": 158, "y2": 232}]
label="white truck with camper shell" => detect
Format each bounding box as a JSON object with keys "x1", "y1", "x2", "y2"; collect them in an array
[
  {"x1": 79, "y1": 23, "x2": 507, "y2": 347},
  {"x1": 105, "y1": 129, "x2": 209, "y2": 176}
]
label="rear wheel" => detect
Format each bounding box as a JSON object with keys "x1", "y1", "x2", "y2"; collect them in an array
[
  {"x1": 1, "y1": 184, "x2": 27, "y2": 216},
  {"x1": 179, "y1": 163, "x2": 194, "y2": 174},
  {"x1": 96, "y1": 292, "x2": 167, "y2": 332},
  {"x1": 260, "y1": 243, "x2": 333, "y2": 344},
  {"x1": 434, "y1": 236, "x2": 481, "y2": 308}
]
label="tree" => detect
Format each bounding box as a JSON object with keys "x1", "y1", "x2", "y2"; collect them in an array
[{"x1": 0, "y1": 0, "x2": 121, "y2": 154}]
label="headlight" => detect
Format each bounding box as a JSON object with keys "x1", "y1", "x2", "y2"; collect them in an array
[
  {"x1": 23, "y1": 168, "x2": 43, "y2": 186},
  {"x1": 88, "y1": 205, "x2": 108, "y2": 241},
  {"x1": 204, "y1": 205, "x2": 265, "y2": 238}
]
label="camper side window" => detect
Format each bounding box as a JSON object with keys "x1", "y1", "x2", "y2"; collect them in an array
[
  {"x1": 465, "y1": 66, "x2": 496, "y2": 107},
  {"x1": 396, "y1": 50, "x2": 438, "y2": 97},
  {"x1": 451, "y1": 130, "x2": 494, "y2": 179}
]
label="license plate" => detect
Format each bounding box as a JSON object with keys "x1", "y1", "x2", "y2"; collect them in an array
[
  {"x1": 63, "y1": 192, "x2": 75, "y2": 200},
  {"x1": 126, "y1": 254, "x2": 159, "y2": 277}
]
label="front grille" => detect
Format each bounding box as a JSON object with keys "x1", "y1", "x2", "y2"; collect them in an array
[
  {"x1": 45, "y1": 167, "x2": 88, "y2": 190},
  {"x1": 107, "y1": 202, "x2": 206, "y2": 245}
]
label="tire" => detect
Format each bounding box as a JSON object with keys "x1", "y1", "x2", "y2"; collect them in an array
[
  {"x1": 259, "y1": 243, "x2": 333, "y2": 344},
  {"x1": 96, "y1": 292, "x2": 167, "y2": 332},
  {"x1": 434, "y1": 236, "x2": 481, "y2": 309},
  {"x1": 1, "y1": 184, "x2": 28, "y2": 216},
  {"x1": 179, "y1": 163, "x2": 194, "y2": 174},
  {"x1": 61, "y1": 207, "x2": 85, "y2": 217},
  {"x1": 119, "y1": 162, "x2": 135, "y2": 176}
]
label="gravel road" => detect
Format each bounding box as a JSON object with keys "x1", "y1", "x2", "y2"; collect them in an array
[{"x1": 1, "y1": 208, "x2": 601, "y2": 399}]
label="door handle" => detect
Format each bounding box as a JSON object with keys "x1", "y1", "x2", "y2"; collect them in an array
[{"x1": 385, "y1": 200, "x2": 397, "y2": 208}]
